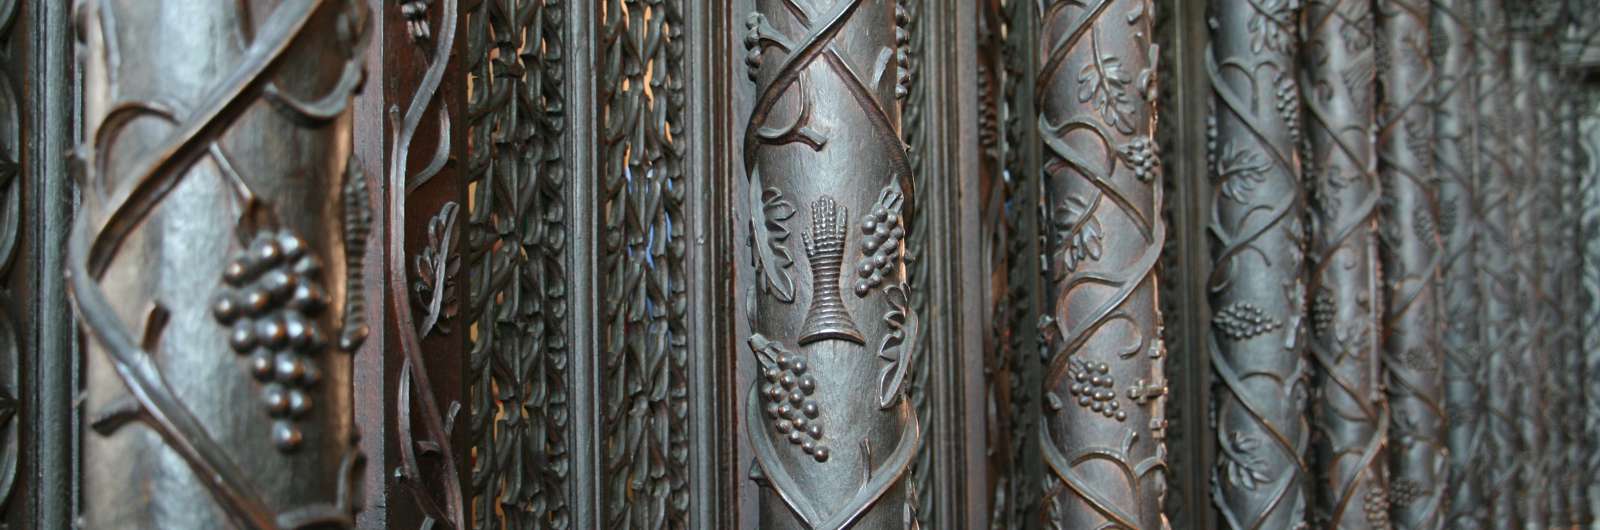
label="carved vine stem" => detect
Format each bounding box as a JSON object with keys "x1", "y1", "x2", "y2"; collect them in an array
[
  {"x1": 1468, "y1": 0, "x2": 1519, "y2": 526},
  {"x1": 1505, "y1": 13, "x2": 1547, "y2": 528},
  {"x1": 386, "y1": 0, "x2": 465, "y2": 528},
  {"x1": 1430, "y1": 0, "x2": 1483, "y2": 527},
  {"x1": 1206, "y1": 0, "x2": 1311, "y2": 528},
  {"x1": 464, "y1": 0, "x2": 571, "y2": 527},
  {"x1": 742, "y1": 0, "x2": 919, "y2": 527},
  {"x1": 597, "y1": 0, "x2": 690, "y2": 526},
  {"x1": 1375, "y1": 1, "x2": 1447, "y2": 528},
  {"x1": 1035, "y1": 1, "x2": 1168, "y2": 528},
  {"x1": 72, "y1": 1, "x2": 366, "y2": 528},
  {"x1": 1301, "y1": 2, "x2": 1389, "y2": 527}
]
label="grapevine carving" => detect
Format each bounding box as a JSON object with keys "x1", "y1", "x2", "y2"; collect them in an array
[
  {"x1": 1302, "y1": 0, "x2": 1390, "y2": 527},
  {"x1": 1207, "y1": 0, "x2": 1312, "y2": 528},
  {"x1": 1037, "y1": 1, "x2": 1169, "y2": 528},
  {"x1": 742, "y1": 0, "x2": 919, "y2": 527},
  {"x1": 1376, "y1": 1, "x2": 1447, "y2": 528},
  {"x1": 72, "y1": 1, "x2": 368, "y2": 527}
]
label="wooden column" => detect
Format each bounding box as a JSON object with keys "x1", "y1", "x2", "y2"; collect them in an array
[
  {"x1": 1206, "y1": 0, "x2": 1312, "y2": 527},
  {"x1": 1432, "y1": 0, "x2": 1485, "y2": 527},
  {"x1": 1034, "y1": 0, "x2": 1168, "y2": 528},
  {"x1": 740, "y1": 0, "x2": 918, "y2": 526},
  {"x1": 1301, "y1": 2, "x2": 1389, "y2": 527},
  {"x1": 1376, "y1": 0, "x2": 1447, "y2": 527},
  {"x1": 73, "y1": 1, "x2": 367, "y2": 527}
]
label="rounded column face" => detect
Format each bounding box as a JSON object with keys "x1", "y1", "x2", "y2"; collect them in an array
[
  {"x1": 1206, "y1": 0, "x2": 1312, "y2": 528},
  {"x1": 741, "y1": 0, "x2": 918, "y2": 528},
  {"x1": 1301, "y1": 0, "x2": 1390, "y2": 528},
  {"x1": 75, "y1": 1, "x2": 364, "y2": 528},
  {"x1": 1377, "y1": 1, "x2": 1448, "y2": 528},
  {"x1": 1034, "y1": 1, "x2": 1168, "y2": 529}
]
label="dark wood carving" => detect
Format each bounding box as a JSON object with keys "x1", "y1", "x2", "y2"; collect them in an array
[
  {"x1": 73, "y1": 1, "x2": 367, "y2": 527},
  {"x1": 1470, "y1": 0, "x2": 1519, "y2": 525},
  {"x1": 1506, "y1": 15, "x2": 1547, "y2": 527},
  {"x1": 1152, "y1": 1, "x2": 1213, "y2": 527},
  {"x1": 463, "y1": 0, "x2": 572, "y2": 527},
  {"x1": 979, "y1": 0, "x2": 1040, "y2": 528},
  {"x1": 1431, "y1": 1, "x2": 1483, "y2": 527},
  {"x1": 0, "y1": 0, "x2": 21, "y2": 524},
  {"x1": 741, "y1": 0, "x2": 919, "y2": 526},
  {"x1": 1301, "y1": 2, "x2": 1389, "y2": 527},
  {"x1": 597, "y1": 0, "x2": 691, "y2": 526},
  {"x1": 1582, "y1": 80, "x2": 1600, "y2": 530},
  {"x1": 1206, "y1": 0, "x2": 1311, "y2": 528},
  {"x1": 1375, "y1": 1, "x2": 1447, "y2": 528},
  {"x1": 1035, "y1": 0, "x2": 1168, "y2": 528}
]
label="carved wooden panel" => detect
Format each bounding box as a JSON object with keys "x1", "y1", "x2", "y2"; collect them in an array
[
  {"x1": 596, "y1": 0, "x2": 692, "y2": 526},
  {"x1": 74, "y1": 1, "x2": 368, "y2": 527},
  {"x1": 1206, "y1": 0, "x2": 1312, "y2": 528},
  {"x1": 1300, "y1": 2, "x2": 1389, "y2": 527},
  {"x1": 463, "y1": 0, "x2": 573, "y2": 527}
]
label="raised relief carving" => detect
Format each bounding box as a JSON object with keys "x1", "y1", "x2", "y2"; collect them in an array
[
  {"x1": 1037, "y1": 0, "x2": 1168, "y2": 528},
  {"x1": 801, "y1": 196, "x2": 863, "y2": 345},
  {"x1": 1208, "y1": 0, "x2": 1312, "y2": 526},
  {"x1": 74, "y1": 1, "x2": 368, "y2": 527},
  {"x1": 465, "y1": 0, "x2": 573, "y2": 526},
  {"x1": 743, "y1": 0, "x2": 919, "y2": 527}
]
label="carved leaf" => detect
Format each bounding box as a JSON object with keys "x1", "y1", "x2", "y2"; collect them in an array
[
  {"x1": 751, "y1": 183, "x2": 798, "y2": 302},
  {"x1": 876, "y1": 283, "x2": 919, "y2": 409},
  {"x1": 414, "y1": 201, "x2": 461, "y2": 336}
]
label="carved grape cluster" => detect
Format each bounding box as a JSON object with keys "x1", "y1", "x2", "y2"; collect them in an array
[
  {"x1": 1363, "y1": 485, "x2": 1393, "y2": 530},
  {"x1": 743, "y1": 13, "x2": 768, "y2": 81},
  {"x1": 854, "y1": 188, "x2": 905, "y2": 297},
  {"x1": 1310, "y1": 290, "x2": 1336, "y2": 337},
  {"x1": 1067, "y1": 358, "x2": 1126, "y2": 421},
  {"x1": 1390, "y1": 478, "x2": 1423, "y2": 508},
  {"x1": 1120, "y1": 136, "x2": 1160, "y2": 182},
  {"x1": 761, "y1": 351, "x2": 830, "y2": 463},
  {"x1": 1213, "y1": 302, "x2": 1282, "y2": 341},
  {"x1": 1275, "y1": 75, "x2": 1302, "y2": 143},
  {"x1": 213, "y1": 230, "x2": 331, "y2": 453}
]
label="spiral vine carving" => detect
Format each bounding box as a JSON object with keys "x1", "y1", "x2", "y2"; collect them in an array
[
  {"x1": 1035, "y1": 1, "x2": 1168, "y2": 528},
  {"x1": 1375, "y1": 1, "x2": 1447, "y2": 528},
  {"x1": 1300, "y1": 1, "x2": 1390, "y2": 527},
  {"x1": 1431, "y1": 0, "x2": 1484, "y2": 527},
  {"x1": 1206, "y1": 0, "x2": 1312, "y2": 528}
]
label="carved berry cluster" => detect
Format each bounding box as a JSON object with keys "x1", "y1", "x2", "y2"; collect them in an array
[
  {"x1": 213, "y1": 230, "x2": 331, "y2": 453},
  {"x1": 1067, "y1": 359, "x2": 1126, "y2": 421},
  {"x1": 1363, "y1": 485, "x2": 1393, "y2": 530},
  {"x1": 854, "y1": 192, "x2": 905, "y2": 297},
  {"x1": 1120, "y1": 136, "x2": 1160, "y2": 182},
  {"x1": 1390, "y1": 479, "x2": 1423, "y2": 508},
  {"x1": 1310, "y1": 290, "x2": 1336, "y2": 337},
  {"x1": 761, "y1": 351, "x2": 830, "y2": 463},
  {"x1": 1213, "y1": 302, "x2": 1283, "y2": 341}
]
